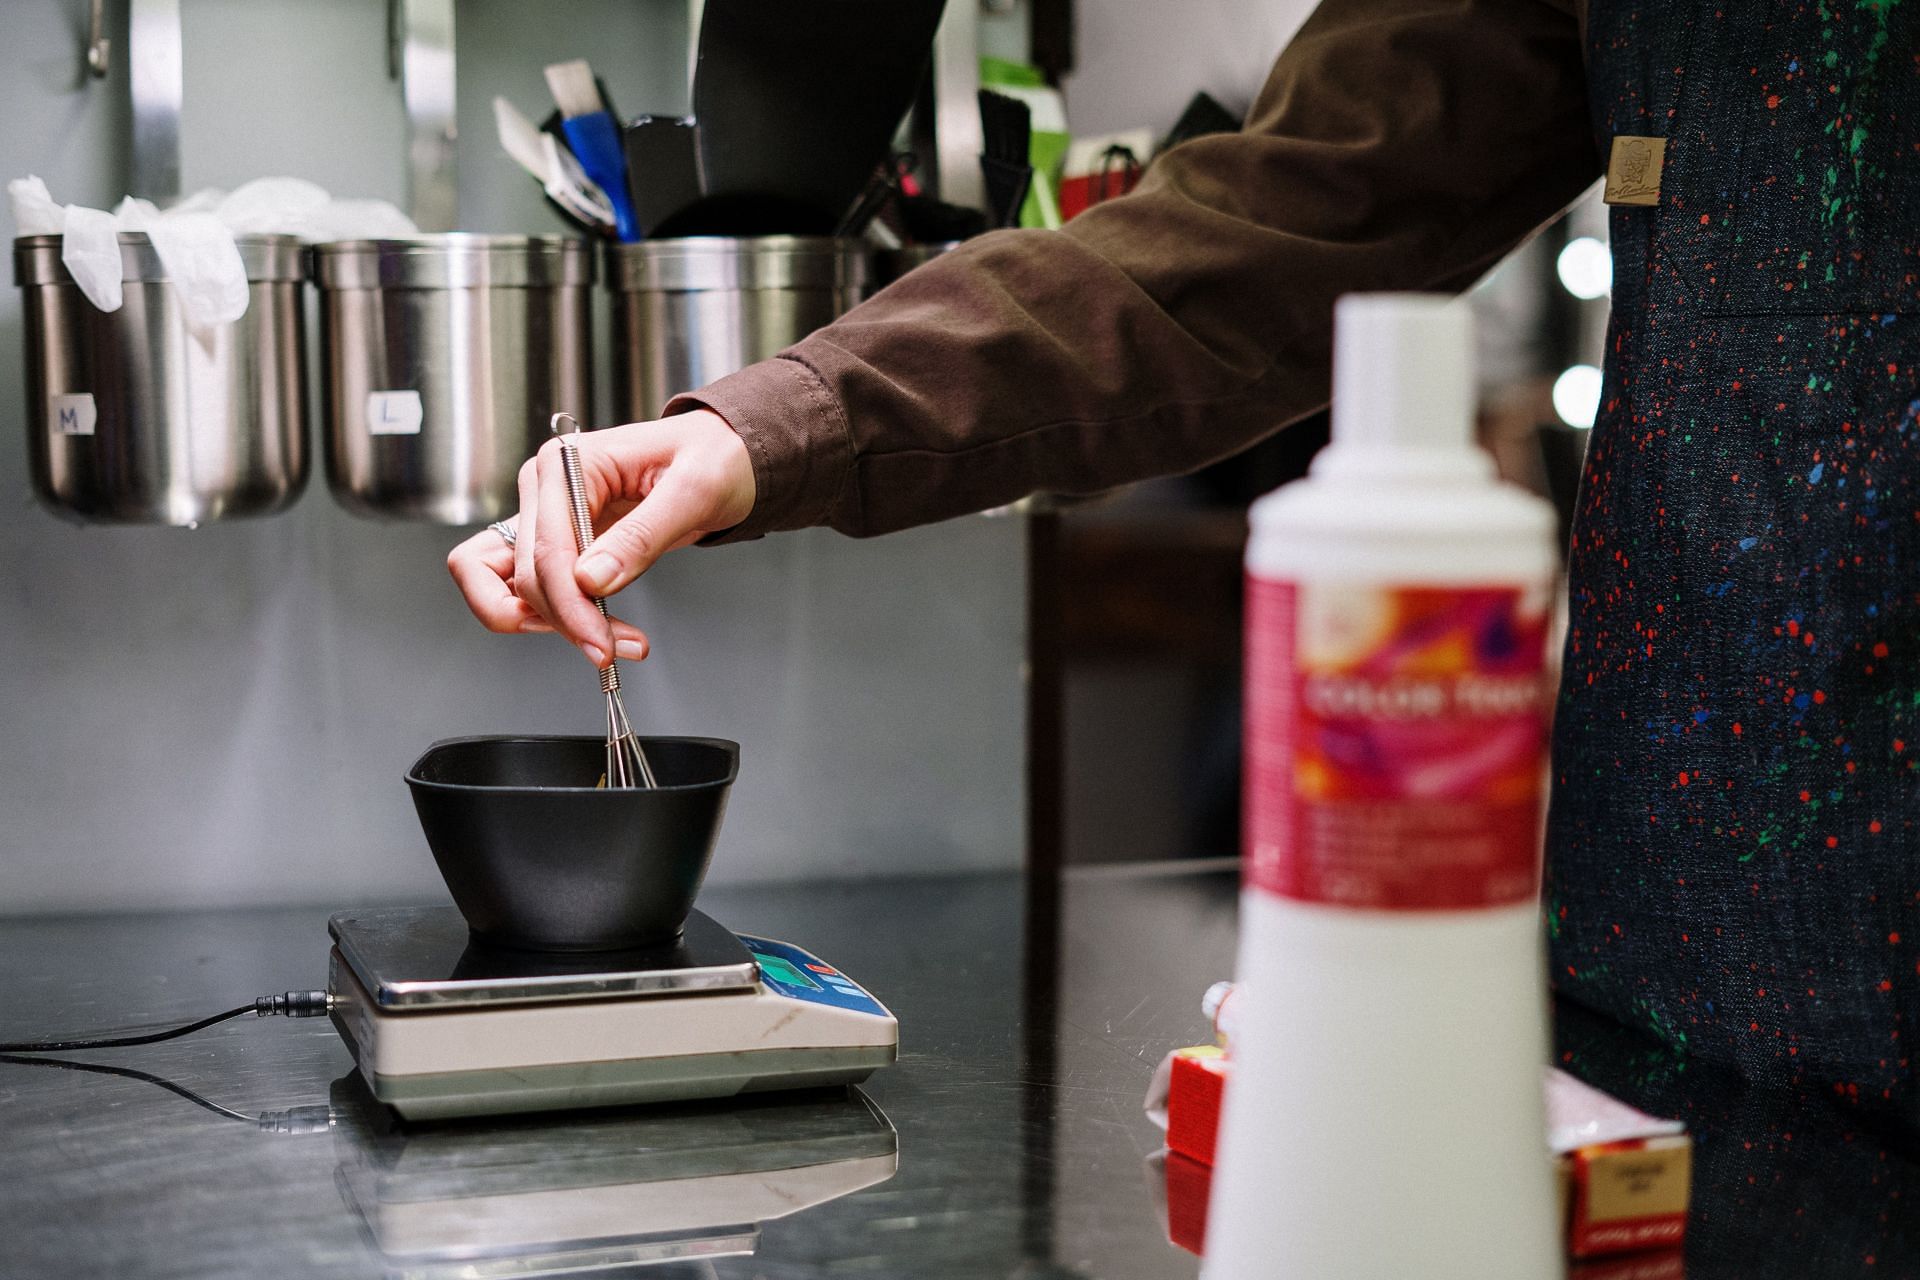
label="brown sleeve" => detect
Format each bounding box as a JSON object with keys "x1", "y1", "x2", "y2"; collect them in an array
[{"x1": 672, "y1": 0, "x2": 1600, "y2": 541}]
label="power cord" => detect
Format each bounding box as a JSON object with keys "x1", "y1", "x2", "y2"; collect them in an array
[
  {"x1": 0, "y1": 990, "x2": 333, "y2": 1054},
  {"x1": 0, "y1": 1055, "x2": 336, "y2": 1133}
]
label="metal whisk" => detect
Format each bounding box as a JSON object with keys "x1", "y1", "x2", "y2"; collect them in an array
[{"x1": 551, "y1": 412, "x2": 657, "y2": 789}]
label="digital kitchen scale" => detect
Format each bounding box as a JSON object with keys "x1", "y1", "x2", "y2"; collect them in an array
[{"x1": 328, "y1": 906, "x2": 898, "y2": 1120}]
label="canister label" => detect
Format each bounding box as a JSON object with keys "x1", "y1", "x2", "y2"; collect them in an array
[
  {"x1": 366, "y1": 390, "x2": 424, "y2": 436},
  {"x1": 49, "y1": 393, "x2": 95, "y2": 436},
  {"x1": 1244, "y1": 579, "x2": 1551, "y2": 910}
]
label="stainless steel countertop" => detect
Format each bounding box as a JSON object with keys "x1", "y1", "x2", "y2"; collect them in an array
[{"x1": 3, "y1": 864, "x2": 1915, "y2": 1278}]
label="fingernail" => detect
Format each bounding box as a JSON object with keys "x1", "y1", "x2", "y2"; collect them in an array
[
  {"x1": 578, "y1": 552, "x2": 619, "y2": 593},
  {"x1": 615, "y1": 639, "x2": 646, "y2": 661},
  {"x1": 583, "y1": 643, "x2": 607, "y2": 667}
]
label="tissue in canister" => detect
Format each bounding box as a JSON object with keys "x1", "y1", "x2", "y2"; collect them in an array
[
  {"x1": 58, "y1": 204, "x2": 124, "y2": 313},
  {"x1": 146, "y1": 212, "x2": 249, "y2": 331},
  {"x1": 6, "y1": 176, "x2": 243, "y2": 326},
  {"x1": 7, "y1": 175, "x2": 61, "y2": 234},
  {"x1": 298, "y1": 198, "x2": 418, "y2": 243},
  {"x1": 215, "y1": 178, "x2": 417, "y2": 242},
  {"x1": 8, "y1": 176, "x2": 418, "y2": 331},
  {"x1": 9, "y1": 176, "x2": 121, "y2": 312},
  {"x1": 112, "y1": 196, "x2": 160, "y2": 228},
  {"x1": 214, "y1": 176, "x2": 331, "y2": 234}
]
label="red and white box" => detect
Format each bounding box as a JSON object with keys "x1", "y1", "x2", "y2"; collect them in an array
[
  {"x1": 1548, "y1": 1069, "x2": 1692, "y2": 1258},
  {"x1": 1145, "y1": 1048, "x2": 1690, "y2": 1261},
  {"x1": 1150, "y1": 1044, "x2": 1227, "y2": 1166}
]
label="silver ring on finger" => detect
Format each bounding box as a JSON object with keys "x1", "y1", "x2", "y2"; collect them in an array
[{"x1": 489, "y1": 520, "x2": 517, "y2": 548}]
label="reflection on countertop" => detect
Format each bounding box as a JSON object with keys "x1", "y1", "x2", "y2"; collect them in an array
[
  {"x1": 0, "y1": 1051, "x2": 898, "y2": 1277},
  {"x1": 1, "y1": 866, "x2": 1916, "y2": 1278},
  {"x1": 332, "y1": 1077, "x2": 897, "y2": 1277}
]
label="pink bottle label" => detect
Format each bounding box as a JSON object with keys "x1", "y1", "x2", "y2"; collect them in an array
[{"x1": 1244, "y1": 578, "x2": 1550, "y2": 910}]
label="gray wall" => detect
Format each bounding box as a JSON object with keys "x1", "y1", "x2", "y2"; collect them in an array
[
  {"x1": 1046, "y1": 0, "x2": 1317, "y2": 868},
  {"x1": 1060, "y1": 0, "x2": 1314, "y2": 135},
  {"x1": 1, "y1": 0, "x2": 1025, "y2": 913}
]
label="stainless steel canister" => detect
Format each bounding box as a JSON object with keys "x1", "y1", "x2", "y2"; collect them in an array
[
  {"x1": 13, "y1": 233, "x2": 308, "y2": 525},
  {"x1": 312, "y1": 235, "x2": 593, "y2": 524},
  {"x1": 874, "y1": 241, "x2": 962, "y2": 287},
  {"x1": 605, "y1": 237, "x2": 871, "y2": 421}
]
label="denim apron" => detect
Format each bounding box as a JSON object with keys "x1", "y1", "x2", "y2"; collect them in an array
[{"x1": 1547, "y1": 0, "x2": 1920, "y2": 1106}]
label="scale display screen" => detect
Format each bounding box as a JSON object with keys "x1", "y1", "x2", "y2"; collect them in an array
[
  {"x1": 754, "y1": 953, "x2": 820, "y2": 990},
  {"x1": 742, "y1": 935, "x2": 887, "y2": 1016}
]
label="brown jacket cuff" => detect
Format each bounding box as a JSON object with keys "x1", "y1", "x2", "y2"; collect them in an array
[{"x1": 665, "y1": 355, "x2": 854, "y2": 544}]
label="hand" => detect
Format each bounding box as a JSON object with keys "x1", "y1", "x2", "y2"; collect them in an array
[{"x1": 447, "y1": 409, "x2": 756, "y2": 666}]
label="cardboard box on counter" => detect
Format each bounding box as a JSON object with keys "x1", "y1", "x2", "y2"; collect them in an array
[
  {"x1": 1145, "y1": 1047, "x2": 1691, "y2": 1262},
  {"x1": 1161, "y1": 1045, "x2": 1227, "y2": 1166},
  {"x1": 1557, "y1": 1138, "x2": 1692, "y2": 1257},
  {"x1": 1548, "y1": 1069, "x2": 1691, "y2": 1258}
]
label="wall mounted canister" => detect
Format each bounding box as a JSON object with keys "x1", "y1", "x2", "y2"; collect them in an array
[
  {"x1": 13, "y1": 233, "x2": 308, "y2": 526},
  {"x1": 604, "y1": 236, "x2": 869, "y2": 421},
  {"x1": 312, "y1": 235, "x2": 594, "y2": 524}
]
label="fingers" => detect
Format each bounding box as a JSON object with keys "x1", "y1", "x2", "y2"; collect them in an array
[
  {"x1": 533, "y1": 437, "x2": 616, "y2": 666},
  {"x1": 447, "y1": 530, "x2": 536, "y2": 633},
  {"x1": 457, "y1": 411, "x2": 751, "y2": 665},
  {"x1": 565, "y1": 412, "x2": 752, "y2": 598},
  {"x1": 448, "y1": 450, "x2": 655, "y2": 663},
  {"x1": 448, "y1": 524, "x2": 563, "y2": 634},
  {"x1": 448, "y1": 526, "x2": 649, "y2": 653},
  {"x1": 512, "y1": 457, "x2": 549, "y2": 625},
  {"x1": 489, "y1": 449, "x2": 650, "y2": 664},
  {"x1": 608, "y1": 618, "x2": 650, "y2": 662},
  {"x1": 571, "y1": 469, "x2": 703, "y2": 596}
]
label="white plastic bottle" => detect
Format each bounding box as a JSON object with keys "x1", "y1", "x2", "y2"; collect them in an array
[{"x1": 1202, "y1": 295, "x2": 1562, "y2": 1279}]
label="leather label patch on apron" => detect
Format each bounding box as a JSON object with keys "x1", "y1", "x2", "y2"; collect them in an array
[{"x1": 1603, "y1": 135, "x2": 1666, "y2": 205}]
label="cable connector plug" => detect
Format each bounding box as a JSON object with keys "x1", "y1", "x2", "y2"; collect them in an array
[
  {"x1": 252, "y1": 991, "x2": 334, "y2": 1019},
  {"x1": 255, "y1": 1105, "x2": 337, "y2": 1135}
]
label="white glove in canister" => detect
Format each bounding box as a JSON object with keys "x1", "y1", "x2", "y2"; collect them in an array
[{"x1": 7, "y1": 173, "x2": 417, "y2": 330}]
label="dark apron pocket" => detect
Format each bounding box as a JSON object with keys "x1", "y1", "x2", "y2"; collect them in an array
[{"x1": 1656, "y1": 1, "x2": 1918, "y2": 317}]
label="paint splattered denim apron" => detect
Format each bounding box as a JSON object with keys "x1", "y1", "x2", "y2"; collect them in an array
[{"x1": 1547, "y1": 0, "x2": 1920, "y2": 1107}]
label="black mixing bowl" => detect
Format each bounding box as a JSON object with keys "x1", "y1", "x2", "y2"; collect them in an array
[{"x1": 406, "y1": 735, "x2": 739, "y2": 951}]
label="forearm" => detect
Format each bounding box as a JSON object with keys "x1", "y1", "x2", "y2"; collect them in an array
[{"x1": 678, "y1": 0, "x2": 1601, "y2": 540}]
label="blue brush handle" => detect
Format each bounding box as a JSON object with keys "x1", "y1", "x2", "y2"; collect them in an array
[{"x1": 560, "y1": 112, "x2": 639, "y2": 241}]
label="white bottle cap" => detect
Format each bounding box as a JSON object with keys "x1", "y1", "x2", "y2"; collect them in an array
[{"x1": 1330, "y1": 293, "x2": 1474, "y2": 454}]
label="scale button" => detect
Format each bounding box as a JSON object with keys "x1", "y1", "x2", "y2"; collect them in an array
[{"x1": 806, "y1": 963, "x2": 838, "y2": 975}]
